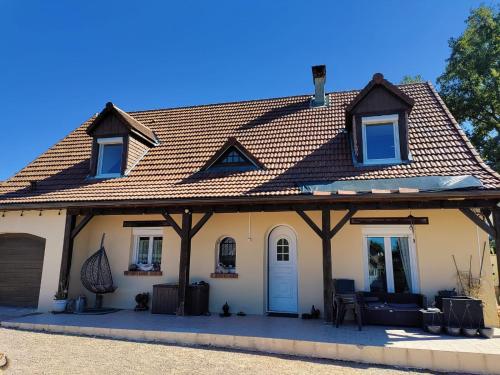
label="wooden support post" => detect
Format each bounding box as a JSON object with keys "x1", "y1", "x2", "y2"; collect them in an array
[
  {"x1": 493, "y1": 208, "x2": 500, "y2": 288},
  {"x1": 58, "y1": 213, "x2": 76, "y2": 294},
  {"x1": 163, "y1": 211, "x2": 213, "y2": 316},
  {"x1": 296, "y1": 208, "x2": 357, "y2": 322},
  {"x1": 321, "y1": 209, "x2": 334, "y2": 323},
  {"x1": 177, "y1": 210, "x2": 192, "y2": 316}
]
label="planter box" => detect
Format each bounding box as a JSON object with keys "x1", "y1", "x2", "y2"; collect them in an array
[
  {"x1": 441, "y1": 297, "x2": 484, "y2": 328},
  {"x1": 152, "y1": 283, "x2": 209, "y2": 315}
]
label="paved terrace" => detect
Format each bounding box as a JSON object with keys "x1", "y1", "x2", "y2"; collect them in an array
[{"x1": 1, "y1": 310, "x2": 500, "y2": 374}]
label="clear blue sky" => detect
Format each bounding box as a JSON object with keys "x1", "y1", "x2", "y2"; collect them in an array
[{"x1": 0, "y1": 0, "x2": 489, "y2": 180}]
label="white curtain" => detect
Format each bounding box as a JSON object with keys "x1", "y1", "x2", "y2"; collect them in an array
[{"x1": 397, "y1": 237, "x2": 412, "y2": 292}]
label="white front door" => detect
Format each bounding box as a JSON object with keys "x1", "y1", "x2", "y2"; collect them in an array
[{"x1": 268, "y1": 226, "x2": 298, "y2": 313}]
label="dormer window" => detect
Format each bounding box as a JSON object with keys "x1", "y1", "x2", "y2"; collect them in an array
[
  {"x1": 86, "y1": 102, "x2": 158, "y2": 178},
  {"x1": 362, "y1": 114, "x2": 401, "y2": 165},
  {"x1": 96, "y1": 137, "x2": 124, "y2": 178},
  {"x1": 201, "y1": 137, "x2": 265, "y2": 172},
  {"x1": 215, "y1": 149, "x2": 249, "y2": 167},
  {"x1": 346, "y1": 73, "x2": 415, "y2": 166}
]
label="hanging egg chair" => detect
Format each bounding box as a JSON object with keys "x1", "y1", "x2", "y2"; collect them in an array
[{"x1": 80, "y1": 234, "x2": 117, "y2": 309}]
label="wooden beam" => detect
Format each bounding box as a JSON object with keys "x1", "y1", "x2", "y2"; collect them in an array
[
  {"x1": 350, "y1": 216, "x2": 429, "y2": 225},
  {"x1": 190, "y1": 212, "x2": 213, "y2": 238},
  {"x1": 329, "y1": 209, "x2": 357, "y2": 239},
  {"x1": 459, "y1": 208, "x2": 496, "y2": 238},
  {"x1": 58, "y1": 213, "x2": 76, "y2": 294},
  {"x1": 177, "y1": 211, "x2": 192, "y2": 316},
  {"x1": 321, "y1": 209, "x2": 334, "y2": 323},
  {"x1": 123, "y1": 220, "x2": 171, "y2": 227},
  {"x1": 70, "y1": 214, "x2": 94, "y2": 239},
  {"x1": 296, "y1": 210, "x2": 323, "y2": 238},
  {"x1": 62, "y1": 198, "x2": 499, "y2": 217},
  {"x1": 162, "y1": 212, "x2": 182, "y2": 236}
]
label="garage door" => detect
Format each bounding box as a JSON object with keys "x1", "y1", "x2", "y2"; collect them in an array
[{"x1": 0, "y1": 233, "x2": 45, "y2": 307}]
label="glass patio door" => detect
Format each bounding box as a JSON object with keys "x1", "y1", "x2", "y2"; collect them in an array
[{"x1": 366, "y1": 235, "x2": 416, "y2": 293}]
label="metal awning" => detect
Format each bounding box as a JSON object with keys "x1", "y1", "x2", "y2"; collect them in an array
[{"x1": 299, "y1": 175, "x2": 483, "y2": 194}]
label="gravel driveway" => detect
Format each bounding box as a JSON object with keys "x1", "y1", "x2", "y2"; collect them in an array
[{"x1": 0, "y1": 327, "x2": 433, "y2": 375}]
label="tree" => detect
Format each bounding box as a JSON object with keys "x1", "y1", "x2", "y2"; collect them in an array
[
  {"x1": 437, "y1": 5, "x2": 500, "y2": 172},
  {"x1": 400, "y1": 75, "x2": 424, "y2": 84}
]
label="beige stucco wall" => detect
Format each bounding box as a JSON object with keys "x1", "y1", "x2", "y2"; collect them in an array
[
  {"x1": 0, "y1": 210, "x2": 67, "y2": 311},
  {"x1": 67, "y1": 209, "x2": 498, "y2": 327}
]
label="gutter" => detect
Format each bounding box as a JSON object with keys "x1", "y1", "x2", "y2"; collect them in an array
[{"x1": 0, "y1": 190, "x2": 499, "y2": 212}]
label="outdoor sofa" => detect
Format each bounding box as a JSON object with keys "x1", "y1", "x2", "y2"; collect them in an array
[{"x1": 356, "y1": 292, "x2": 427, "y2": 327}]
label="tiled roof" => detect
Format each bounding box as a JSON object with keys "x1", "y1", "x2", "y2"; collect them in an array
[{"x1": 0, "y1": 82, "x2": 499, "y2": 205}]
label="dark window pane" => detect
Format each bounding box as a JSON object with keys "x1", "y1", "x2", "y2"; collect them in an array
[
  {"x1": 390, "y1": 237, "x2": 411, "y2": 293},
  {"x1": 219, "y1": 237, "x2": 236, "y2": 268},
  {"x1": 100, "y1": 143, "x2": 123, "y2": 174},
  {"x1": 365, "y1": 123, "x2": 396, "y2": 160},
  {"x1": 221, "y1": 150, "x2": 245, "y2": 164},
  {"x1": 152, "y1": 237, "x2": 163, "y2": 265},
  {"x1": 367, "y1": 237, "x2": 387, "y2": 292},
  {"x1": 137, "y1": 237, "x2": 149, "y2": 264},
  {"x1": 276, "y1": 238, "x2": 289, "y2": 261}
]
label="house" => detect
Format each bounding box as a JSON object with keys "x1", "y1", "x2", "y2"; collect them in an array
[{"x1": 0, "y1": 66, "x2": 499, "y2": 326}]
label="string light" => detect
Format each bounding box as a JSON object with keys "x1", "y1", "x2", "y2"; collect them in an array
[
  {"x1": 20, "y1": 211, "x2": 24, "y2": 216},
  {"x1": 58, "y1": 210, "x2": 61, "y2": 215},
  {"x1": 39, "y1": 210, "x2": 43, "y2": 216},
  {"x1": 1, "y1": 211, "x2": 5, "y2": 218}
]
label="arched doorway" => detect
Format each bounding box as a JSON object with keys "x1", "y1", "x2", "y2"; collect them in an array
[{"x1": 268, "y1": 226, "x2": 298, "y2": 313}]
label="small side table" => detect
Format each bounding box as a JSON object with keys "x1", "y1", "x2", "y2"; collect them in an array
[{"x1": 419, "y1": 308, "x2": 442, "y2": 330}]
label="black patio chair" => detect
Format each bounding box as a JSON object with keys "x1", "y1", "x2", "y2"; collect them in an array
[{"x1": 332, "y1": 279, "x2": 362, "y2": 330}]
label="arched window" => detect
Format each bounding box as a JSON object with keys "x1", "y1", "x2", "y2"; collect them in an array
[{"x1": 218, "y1": 237, "x2": 236, "y2": 269}]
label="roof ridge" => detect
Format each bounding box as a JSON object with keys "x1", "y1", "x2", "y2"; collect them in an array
[
  {"x1": 127, "y1": 83, "x2": 427, "y2": 115},
  {"x1": 426, "y1": 81, "x2": 500, "y2": 181}
]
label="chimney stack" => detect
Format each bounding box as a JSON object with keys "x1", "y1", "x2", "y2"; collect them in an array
[{"x1": 311, "y1": 65, "x2": 327, "y2": 107}]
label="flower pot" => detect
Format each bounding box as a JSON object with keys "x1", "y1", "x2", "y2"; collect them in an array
[
  {"x1": 445, "y1": 326, "x2": 461, "y2": 336},
  {"x1": 426, "y1": 325, "x2": 442, "y2": 334},
  {"x1": 479, "y1": 327, "x2": 494, "y2": 339},
  {"x1": 52, "y1": 299, "x2": 67, "y2": 312},
  {"x1": 462, "y1": 327, "x2": 478, "y2": 337}
]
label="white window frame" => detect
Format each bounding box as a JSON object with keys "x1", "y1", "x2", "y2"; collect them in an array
[
  {"x1": 132, "y1": 227, "x2": 164, "y2": 266},
  {"x1": 361, "y1": 114, "x2": 401, "y2": 165},
  {"x1": 96, "y1": 137, "x2": 124, "y2": 178},
  {"x1": 362, "y1": 226, "x2": 420, "y2": 293}
]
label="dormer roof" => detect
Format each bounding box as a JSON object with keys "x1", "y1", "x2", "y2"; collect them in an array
[
  {"x1": 86, "y1": 102, "x2": 158, "y2": 146},
  {"x1": 201, "y1": 137, "x2": 265, "y2": 171},
  {"x1": 346, "y1": 73, "x2": 415, "y2": 114}
]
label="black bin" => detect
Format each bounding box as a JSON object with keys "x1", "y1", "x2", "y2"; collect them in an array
[{"x1": 152, "y1": 283, "x2": 209, "y2": 315}]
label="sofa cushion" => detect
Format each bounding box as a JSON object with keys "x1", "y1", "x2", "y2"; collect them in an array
[
  {"x1": 387, "y1": 303, "x2": 420, "y2": 310},
  {"x1": 366, "y1": 302, "x2": 388, "y2": 310}
]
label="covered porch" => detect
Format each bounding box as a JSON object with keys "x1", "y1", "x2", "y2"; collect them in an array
[
  {"x1": 1, "y1": 309, "x2": 500, "y2": 374},
  {"x1": 57, "y1": 192, "x2": 500, "y2": 324}
]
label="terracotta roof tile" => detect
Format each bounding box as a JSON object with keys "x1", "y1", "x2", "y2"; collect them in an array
[{"x1": 0, "y1": 82, "x2": 499, "y2": 205}]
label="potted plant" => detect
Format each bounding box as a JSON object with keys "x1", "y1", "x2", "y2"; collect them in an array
[{"x1": 53, "y1": 280, "x2": 68, "y2": 312}]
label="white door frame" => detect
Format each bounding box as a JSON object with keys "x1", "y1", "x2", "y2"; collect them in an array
[
  {"x1": 267, "y1": 225, "x2": 298, "y2": 313},
  {"x1": 361, "y1": 226, "x2": 420, "y2": 293}
]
